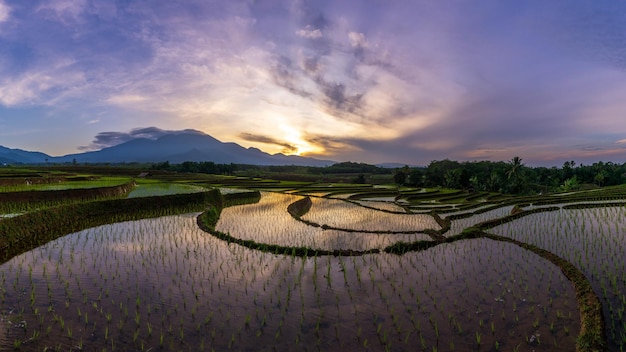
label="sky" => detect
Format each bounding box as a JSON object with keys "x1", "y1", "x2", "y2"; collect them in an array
[{"x1": 1, "y1": 0, "x2": 626, "y2": 167}]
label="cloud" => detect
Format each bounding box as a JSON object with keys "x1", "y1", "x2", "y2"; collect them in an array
[
  {"x1": 268, "y1": 56, "x2": 312, "y2": 98},
  {"x1": 0, "y1": 60, "x2": 86, "y2": 106},
  {"x1": 79, "y1": 127, "x2": 204, "y2": 150},
  {"x1": 36, "y1": 0, "x2": 87, "y2": 24},
  {"x1": 296, "y1": 26, "x2": 322, "y2": 39},
  {"x1": 348, "y1": 31, "x2": 368, "y2": 48},
  {"x1": 3, "y1": 1, "x2": 626, "y2": 166},
  {"x1": 316, "y1": 79, "x2": 364, "y2": 117},
  {"x1": 0, "y1": 1, "x2": 10, "y2": 22},
  {"x1": 106, "y1": 94, "x2": 149, "y2": 105},
  {"x1": 239, "y1": 132, "x2": 297, "y2": 154}
]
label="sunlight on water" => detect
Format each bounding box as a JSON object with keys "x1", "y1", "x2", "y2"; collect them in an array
[{"x1": 0, "y1": 213, "x2": 579, "y2": 351}]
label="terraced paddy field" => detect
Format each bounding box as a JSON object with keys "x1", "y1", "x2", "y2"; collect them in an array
[{"x1": 1, "y1": 170, "x2": 625, "y2": 351}]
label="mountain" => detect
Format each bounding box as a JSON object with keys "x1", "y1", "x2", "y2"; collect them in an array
[
  {"x1": 0, "y1": 146, "x2": 52, "y2": 164},
  {"x1": 41, "y1": 130, "x2": 336, "y2": 166}
]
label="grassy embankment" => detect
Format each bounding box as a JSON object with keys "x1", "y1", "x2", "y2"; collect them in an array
[
  {"x1": 0, "y1": 189, "x2": 222, "y2": 264},
  {"x1": 385, "y1": 203, "x2": 608, "y2": 352}
]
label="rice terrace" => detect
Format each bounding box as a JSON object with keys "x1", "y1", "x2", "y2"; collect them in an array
[{"x1": 0, "y1": 163, "x2": 624, "y2": 352}]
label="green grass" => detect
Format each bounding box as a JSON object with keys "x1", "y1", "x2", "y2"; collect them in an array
[{"x1": 126, "y1": 182, "x2": 208, "y2": 198}]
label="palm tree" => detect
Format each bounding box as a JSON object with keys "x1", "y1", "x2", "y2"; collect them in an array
[
  {"x1": 506, "y1": 156, "x2": 525, "y2": 193},
  {"x1": 506, "y1": 156, "x2": 523, "y2": 180}
]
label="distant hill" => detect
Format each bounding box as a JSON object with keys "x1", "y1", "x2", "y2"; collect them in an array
[
  {"x1": 1, "y1": 130, "x2": 336, "y2": 166},
  {"x1": 0, "y1": 146, "x2": 51, "y2": 164}
]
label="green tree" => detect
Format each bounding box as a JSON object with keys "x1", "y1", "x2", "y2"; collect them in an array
[
  {"x1": 424, "y1": 159, "x2": 460, "y2": 187},
  {"x1": 562, "y1": 160, "x2": 576, "y2": 181},
  {"x1": 444, "y1": 169, "x2": 461, "y2": 189},
  {"x1": 593, "y1": 169, "x2": 607, "y2": 186},
  {"x1": 505, "y1": 156, "x2": 526, "y2": 194},
  {"x1": 393, "y1": 168, "x2": 407, "y2": 185},
  {"x1": 353, "y1": 174, "x2": 366, "y2": 184},
  {"x1": 561, "y1": 176, "x2": 580, "y2": 192},
  {"x1": 407, "y1": 168, "x2": 424, "y2": 187},
  {"x1": 486, "y1": 171, "x2": 503, "y2": 192}
]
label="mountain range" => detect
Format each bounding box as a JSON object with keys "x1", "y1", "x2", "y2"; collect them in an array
[{"x1": 0, "y1": 130, "x2": 336, "y2": 166}]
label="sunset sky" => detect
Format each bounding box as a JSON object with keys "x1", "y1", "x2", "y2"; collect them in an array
[{"x1": 1, "y1": 0, "x2": 626, "y2": 166}]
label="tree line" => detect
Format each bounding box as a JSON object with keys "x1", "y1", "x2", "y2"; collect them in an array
[
  {"x1": 150, "y1": 158, "x2": 626, "y2": 195},
  {"x1": 151, "y1": 161, "x2": 237, "y2": 175},
  {"x1": 394, "y1": 158, "x2": 626, "y2": 194}
]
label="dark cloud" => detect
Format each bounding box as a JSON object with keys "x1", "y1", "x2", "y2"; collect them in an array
[
  {"x1": 303, "y1": 132, "x2": 445, "y2": 166},
  {"x1": 576, "y1": 145, "x2": 606, "y2": 152},
  {"x1": 304, "y1": 134, "x2": 355, "y2": 154},
  {"x1": 263, "y1": 2, "x2": 401, "y2": 126},
  {"x1": 320, "y1": 81, "x2": 351, "y2": 108},
  {"x1": 302, "y1": 56, "x2": 321, "y2": 74},
  {"x1": 79, "y1": 127, "x2": 203, "y2": 150},
  {"x1": 269, "y1": 56, "x2": 312, "y2": 98},
  {"x1": 4, "y1": 1, "x2": 626, "y2": 166},
  {"x1": 239, "y1": 132, "x2": 297, "y2": 154},
  {"x1": 316, "y1": 78, "x2": 364, "y2": 117}
]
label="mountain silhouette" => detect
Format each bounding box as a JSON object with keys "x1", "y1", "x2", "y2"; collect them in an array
[
  {"x1": 0, "y1": 146, "x2": 51, "y2": 164},
  {"x1": 1, "y1": 130, "x2": 335, "y2": 166}
]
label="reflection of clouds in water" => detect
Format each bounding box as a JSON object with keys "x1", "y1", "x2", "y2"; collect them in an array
[
  {"x1": 490, "y1": 206, "x2": 626, "y2": 351},
  {"x1": 354, "y1": 199, "x2": 407, "y2": 212},
  {"x1": 0, "y1": 214, "x2": 581, "y2": 351},
  {"x1": 217, "y1": 192, "x2": 433, "y2": 251},
  {"x1": 303, "y1": 197, "x2": 440, "y2": 232},
  {"x1": 447, "y1": 206, "x2": 514, "y2": 236}
]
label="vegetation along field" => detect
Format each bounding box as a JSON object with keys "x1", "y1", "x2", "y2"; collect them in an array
[{"x1": 0, "y1": 160, "x2": 625, "y2": 351}]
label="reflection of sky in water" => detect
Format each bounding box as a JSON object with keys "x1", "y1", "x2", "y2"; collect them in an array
[
  {"x1": 490, "y1": 206, "x2": 626, "y2": 351},
  {"x1": 0, "y1": 215, "x2": 580, "y2": 351},
  {"x1": 216, "y1": 192, "x2": 433, "y2": 251},
  {"x1": 353, "y1": 200, "x2": 407, "y2": 213},
  {"x1": 447, "y1": 206, "x2": 514, "y2": 236},
  {"x1": 303, "y1": 197, "x2": 440, "y2": 232}
]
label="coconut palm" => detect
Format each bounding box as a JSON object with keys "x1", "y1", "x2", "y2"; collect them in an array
[
  {"x1": 506, "y1": 156, "x2": 523, "y2": 180},
  {"x1": 506, "y1": 156, "x2": 525, "y2": 193}
]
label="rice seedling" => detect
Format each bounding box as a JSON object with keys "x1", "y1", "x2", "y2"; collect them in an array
[
  {"x1": 215, "y1": 192, "x2": 433, "y2": 252},
  {"x1": 1, "y1": 180, "x2": 617, "y2": 351},
  {"x1": 302, "y1": 196, "x2": 440, "y2": 233},
  {"x1": 490, "y1": 205, "x2": 626, "y2": 350}
]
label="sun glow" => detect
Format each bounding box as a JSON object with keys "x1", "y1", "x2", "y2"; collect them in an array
[{"x1": 280, "y1": 124, "x2": 321, "y2": 156}]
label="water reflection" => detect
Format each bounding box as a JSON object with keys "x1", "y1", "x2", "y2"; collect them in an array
[
  {"x1": 491, "y1": 206, "x2": 626, "y2": 351},
  {"x1": 216, "y1": 192, "x2": 433, "y2": 251},
  {"x1": 0, "y1": 214, "x2": 579, "y2": 351}
]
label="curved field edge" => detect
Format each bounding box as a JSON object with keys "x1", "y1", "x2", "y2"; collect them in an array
[
  {"x1": 0, "y1": 182, "x2": 611, "y2": 351},
  {"x1": 196, "y1": 194, "x2": 380, "y2": 257},
  {"x1": 480, "y1": 230, "x2": 605, "y2": 352},
  {"x1": 385, "y1": 205, "x2": 607, "y2": 352},
  {"x1": 286, "y1": 196, "x2": 442, "y2": 238},
  {"x1": 197, "y1": 192, "x2": 606, "y2": 352},
  {"x1": 0, "y1": 189, "x2": 222, "y2": 264}
]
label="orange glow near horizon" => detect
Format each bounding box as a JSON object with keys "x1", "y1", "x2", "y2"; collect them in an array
[{"x1": 279, "y1": 124, "x2": 323, "y2": 156}]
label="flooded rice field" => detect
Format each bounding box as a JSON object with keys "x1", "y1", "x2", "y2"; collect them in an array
[
  {"x1": 216, "y1": 193, "x2": 433, "y2": 251},
  {"x1": 490, "y1": 206, "x2": 626, "y2": 351},
  {"x1": 0, "y1": 211, "x2": 579, "y2": 351},
  {"x1": 7, "y1": 189, "x2": 626, "y2": 350}
]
